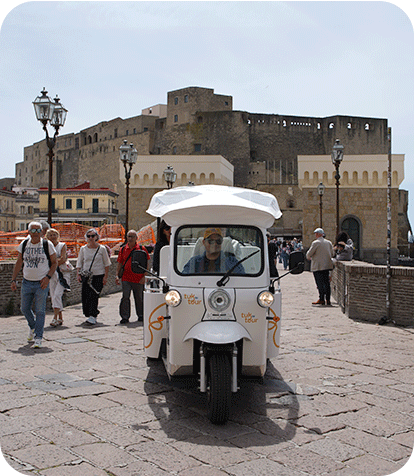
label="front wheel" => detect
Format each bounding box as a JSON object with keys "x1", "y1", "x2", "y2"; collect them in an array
[{"x1": 207, "y1": 353, "x2": 232, "y2": 424}]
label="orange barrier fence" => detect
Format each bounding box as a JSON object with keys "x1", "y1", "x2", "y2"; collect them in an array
[{"x1": 0, "y1": 223, "x2": 157, "y2": 260}]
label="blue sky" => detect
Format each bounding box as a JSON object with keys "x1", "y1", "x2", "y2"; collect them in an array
[{"x1": 0, "y1": 1, "x2": 413, "y2": 230}]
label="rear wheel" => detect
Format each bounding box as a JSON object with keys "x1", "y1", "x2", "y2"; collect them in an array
[{"x1": 207, "y1": 353, "x2": 232, "y2": 424}]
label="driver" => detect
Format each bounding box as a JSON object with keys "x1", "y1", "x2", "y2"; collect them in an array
[{"x1": 182, "y1": 228, "x2": 245, "y2": 274}]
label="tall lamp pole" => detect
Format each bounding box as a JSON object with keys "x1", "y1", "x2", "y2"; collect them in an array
[
  {"x1": 119, "y1": 140, "x2": 137, "y2": 240},
  {"x1": 331, "y1": 139, "x2": 344, "y2": 238},
  {"x1": 33, "y1": 88, "x2": 68, "y2": 225},
  {"x1": 317, "y1": 182, "x2": 325, "y2": 228}
]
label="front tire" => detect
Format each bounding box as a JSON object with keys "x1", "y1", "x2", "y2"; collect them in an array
[{"x1": 207, "y1": 353, "x2": 232, "y2": 424}]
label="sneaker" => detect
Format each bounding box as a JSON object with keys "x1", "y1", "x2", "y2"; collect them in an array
[
  {"x1": 312, "y1": 299, "x2": 325, "y2": 306},
  {"x1": 326, "y1": 301, "x2": 332, "y2": 306},
  {"x1": 119, "y1": 319, "x2": 129, "y2": 324},
  {"x1": 85, "y1": 316, "x2": 97, "y2": 325},
  {"x1": 33, "y1": 338, "x2": 42, "y2": 348},
  {"x1": 27, "y1": 328, "x2": 35, "y2": 342}
]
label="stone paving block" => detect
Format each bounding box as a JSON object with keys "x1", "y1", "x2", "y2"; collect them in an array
[
  {"x1": 0, "y1": 430, "x2": 44, "y2": 452},
  {"x1": 224, "y1": 456, "x2": 304, "y2": 476},
  {"x1": 34, "y1": 422, "x2": 100, "y2": 447},
  {"x1": 136, "y1": 418, "x2": 204, "y2": 444},
  {"x1": 72, "y1": 441, "x2": 137, "y2": 467},
  {"x1": 269, "y1": 445, "x2": 346, "y2": 474},
  {"x1": 52, "y1": 383, "x2": 118, "y2": 399},
  {"x1": 172, "y1": 434, "x2": 258, "y2": 467},
  {"x1": 332, "y1": 427, "x2": 409, "y2": 461},
  {"x1": 90, "y1": 404, "x2": 156, "y2": 427},
  {"x1": 389, "y1": 430, "x2": 414, "y2": 449},
  {"x1": 52, "y1": 409, "x2": 108, "y2": 430},
  {"x1": 0, "y1": 413, "x2": 57, "y2": 437},
  {"x1": 339, "y1": 410, "x2": 408, "y2": 438},
  {"x1": 294, "y1": 414, "x2": 347, "y2": 434},
  {"x1": 87, "y1": 422, "x2": 149, "y2": 447},
  {"x1": 106, "y1": 459, "x2": 172, "y2": 475},
  {"x1": 345, "y1": 453, "x2": 402, "y2": 475},
  {"x1": 41, "y1": 461, "x2": 109, "y2": 476},
  {"x1": 228, "y1": 430, "x2": 296, "y2": 456},
  {"x1": 303, "y1": 436, "x2": 365, "y2": 462},
  {"x1": 127, "y1": 439, "x2": 200, "y2": 472},
  {"x1": 64, "y1": 394, "x2": 121, "y2": 412},
  {"x1": 9, "y1": 443, "x2": 78, "y2": 469}
]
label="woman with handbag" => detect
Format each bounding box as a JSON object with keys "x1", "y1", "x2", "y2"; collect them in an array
[
  {"x1": 76, "y1": 228, "x2": 111, "y2": 325},
  {"x1": 46, "y1": 228, "x2": 73, "y2": 327}
]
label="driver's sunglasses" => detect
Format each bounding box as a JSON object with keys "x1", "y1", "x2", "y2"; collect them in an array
[
  {"x1": 207, "y1": 238, "x2": 223, "y2": 245},
  {"x1": 30, "y1": 229, "x2": 42, "y2": 234},
  {"x1": 86, "y1": 234, "x2": 96, "y2": 238}
]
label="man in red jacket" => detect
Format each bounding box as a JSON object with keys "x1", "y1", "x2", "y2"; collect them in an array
[{"x1": 116, "y1": 230, "x2": 149, "y2": 324}]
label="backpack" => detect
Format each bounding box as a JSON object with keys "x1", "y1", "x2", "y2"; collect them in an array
[
  {"x1": 130, "y1": 246, "x2": 148, "y2": 274},
  {"x1": 21, "y1": 238, "x2": 51, "y2": 267}
]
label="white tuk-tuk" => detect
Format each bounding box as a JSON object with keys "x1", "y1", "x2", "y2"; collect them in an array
[{"x1": 143, "y1": 185, "x2": 304, "y2": 424}]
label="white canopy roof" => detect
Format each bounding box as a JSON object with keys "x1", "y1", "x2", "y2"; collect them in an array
[{"x1": 146, "y1": 185, "x2": 282, "y2": 228}]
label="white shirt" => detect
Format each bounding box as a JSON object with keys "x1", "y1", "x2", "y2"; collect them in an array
[
  {"x1": 18, "y1": 237, "x2": 56, "y2": 281},
  {"x1": 77, "y1": 245, "x2": 111, "y2": 275}
]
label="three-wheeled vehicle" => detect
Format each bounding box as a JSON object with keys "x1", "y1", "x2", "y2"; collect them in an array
[{"x1": 142, "y1": 185, "x2": 304, "y2": 424}]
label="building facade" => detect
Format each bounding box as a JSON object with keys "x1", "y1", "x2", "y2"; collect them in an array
[{"x1": 14, "y1": 86, "x2": 410, "y2": 262}]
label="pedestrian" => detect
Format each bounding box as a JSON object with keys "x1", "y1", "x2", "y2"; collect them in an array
[
  {"x1": 280, "y1": 241, "x2": 290, "y2": 270},
  {"x1": 76, "y1": 228, "x2": 111, "y2": 325},
  {"x1": 306, "y1": 227, "x2": 335, "y2": 306},
  {"x1": 10, "y1": 221, "x2": 57, "y2": 348},
  {"x1": 152, "y1": 220, "x2": 171, "y2": 274},
  {"x1": 116, "y1": 230, "x2": 149, "y2": 324},
  {"x1": 45, "y1": 228, "x2": 73, "y2": 327},
  {"x1": 267, "y1": 233, "x2": 279, "y2": 277},
  {"x1": 333, "y1": 231, "x2": 353, "y2": 262}
]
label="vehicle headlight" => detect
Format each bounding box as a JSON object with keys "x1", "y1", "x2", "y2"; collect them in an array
[
  {"x1": 257, "y1": 291, "x2": 274, "y2": 308},
  {"x1": 208, "y1": 289, "x2": 231, "y2": 312},
  {"x1": 165, "y1": 290, "x2": 182, "y2": 307}
]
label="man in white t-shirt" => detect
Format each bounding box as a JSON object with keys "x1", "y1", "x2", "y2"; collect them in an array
[{"x1": 11, "y1": 221, "x2": 57, "y2": 348}]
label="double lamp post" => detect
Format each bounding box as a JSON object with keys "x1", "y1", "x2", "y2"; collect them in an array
[
  {"x1": 119, "y1": 139, "x2": 177, "y2": 238},
  {"x1": 33, "y1": 88, "x2": 68, "y2": 225}
]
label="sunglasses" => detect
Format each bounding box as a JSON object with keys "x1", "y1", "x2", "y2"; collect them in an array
[
  {"x1": 30, "y1": 229, "x2": 42, "y2": 233},
  {"x1": 207, "y1": 238, "x2": 223, "y2": 245},
  {"x1": 87, "y1": 234, "x2": 96, "y2": 238}
]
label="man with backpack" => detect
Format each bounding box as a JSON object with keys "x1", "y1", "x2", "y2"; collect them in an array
[
  {"x1": 11, "y1": 221, "x2": 57, "y2": 348},
  {"x1": 115, "y1": 230, "x2": 149, "y2": 324}
]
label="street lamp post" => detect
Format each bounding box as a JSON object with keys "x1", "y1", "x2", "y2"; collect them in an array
[
  {"x1": 317, "y1": 182, "x2": 325, "y2": 228},
  {"x1": 119, "y1": 140, "x2": 137, "y2": 239},
  {"x1": 331, "y1": 139, "x2": 344, "y2": 237},
  {"x1": 163, "y1": 164, "x2": 177, "y2": 189},
  {"x1": 33, "y1": 88, "x2": 67, "y2": 225}
]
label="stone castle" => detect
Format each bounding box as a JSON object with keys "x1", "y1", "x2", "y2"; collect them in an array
[{"x1": 16, "y1": 86, "x2": 411, "y2": 263}]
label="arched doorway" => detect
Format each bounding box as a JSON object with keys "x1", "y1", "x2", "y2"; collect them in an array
[{"x1": 341, "y1": 216, "x2": 361, "y2": 259}]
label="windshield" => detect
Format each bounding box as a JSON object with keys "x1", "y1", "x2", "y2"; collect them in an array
[{"x1": 175, "y1": 225, "x2": 264, "y2": 276}]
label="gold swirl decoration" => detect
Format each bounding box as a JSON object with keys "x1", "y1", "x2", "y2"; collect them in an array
[
  {"x1": 145, "y1": 303, "x2": 167, "y2": 349},
  {"x1": 268, "y1": 308, "x2": 280, "y2": 348}
]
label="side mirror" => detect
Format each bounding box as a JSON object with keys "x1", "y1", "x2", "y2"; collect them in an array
[{"x1": 289, "y1": 251, "x2": 304, "y2": 275}]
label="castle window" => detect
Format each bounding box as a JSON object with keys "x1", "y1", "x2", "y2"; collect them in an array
[
  {"x1": 173, "y1": 146, "x2": 177, "y2": 155},
  {"x1": 126, "y1": 130, "x2": 129, "y2": 136},
  {"x1": 66, "y1": 199, "x2": 72, "y2": 210},
  {"x1": 174, "y1": 97, "x2": 178, "y2": 105},
  {"x1": 143, "y1": 127, "x2": 148, "y2": 132},
  {"x1": 94, "y1": 133, "x2": 98, "y2": 142},
  {"x1": 76, "y1": 199, "x2": 83, "y2": 209},
  {"x1": 194, "y1": 144, "x2": 202, "y2": 152},
  {"x1": 174, "y1": 115, "x2": 178, "y2": 123},
  {"x1": 225, "y1": 101, "x2": 229, "y2": 106},
  {"x1": 329, "y1": 122, "x2": 335, "y2": 129},
  {"x1": 133, "y1": 128, "x2": 137, "y2": 134},
  {"x1": 184, "y1": 95, "x2": 189, "y2": 103}
]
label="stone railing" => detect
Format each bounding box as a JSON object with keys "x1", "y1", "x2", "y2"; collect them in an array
[{"x1": 331, "y1": 260, "x2": 414, "y2": 327}]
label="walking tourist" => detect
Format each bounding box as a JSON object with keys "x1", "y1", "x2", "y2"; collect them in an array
[
  {"x1": 45, "y1": 228, "x2": 73, "y2": 327},
  {"x1": 116, "y1": 230, "x2": 149, "y2": 324},
  {"x1": 306, "y1": 227, "x2": 335, "y2": 306},
  {"x1": 10, "y1": 221, "x2": 57, "y2": 348},
  {"x1": 76, "y1": 228, "x2": 111, "y2": 325}
]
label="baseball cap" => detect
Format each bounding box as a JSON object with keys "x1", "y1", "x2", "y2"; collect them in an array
[
  {"x1": 204, "y1": 228, "x2": 223, "y2": 239},
  {"x1": 314, "y1": 228, "x2": 324, "y2": 235}
]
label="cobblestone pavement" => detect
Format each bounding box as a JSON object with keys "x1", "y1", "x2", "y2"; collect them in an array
[{"x1": 1, "y1": 271, "x2": 413, "y2": 476}]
